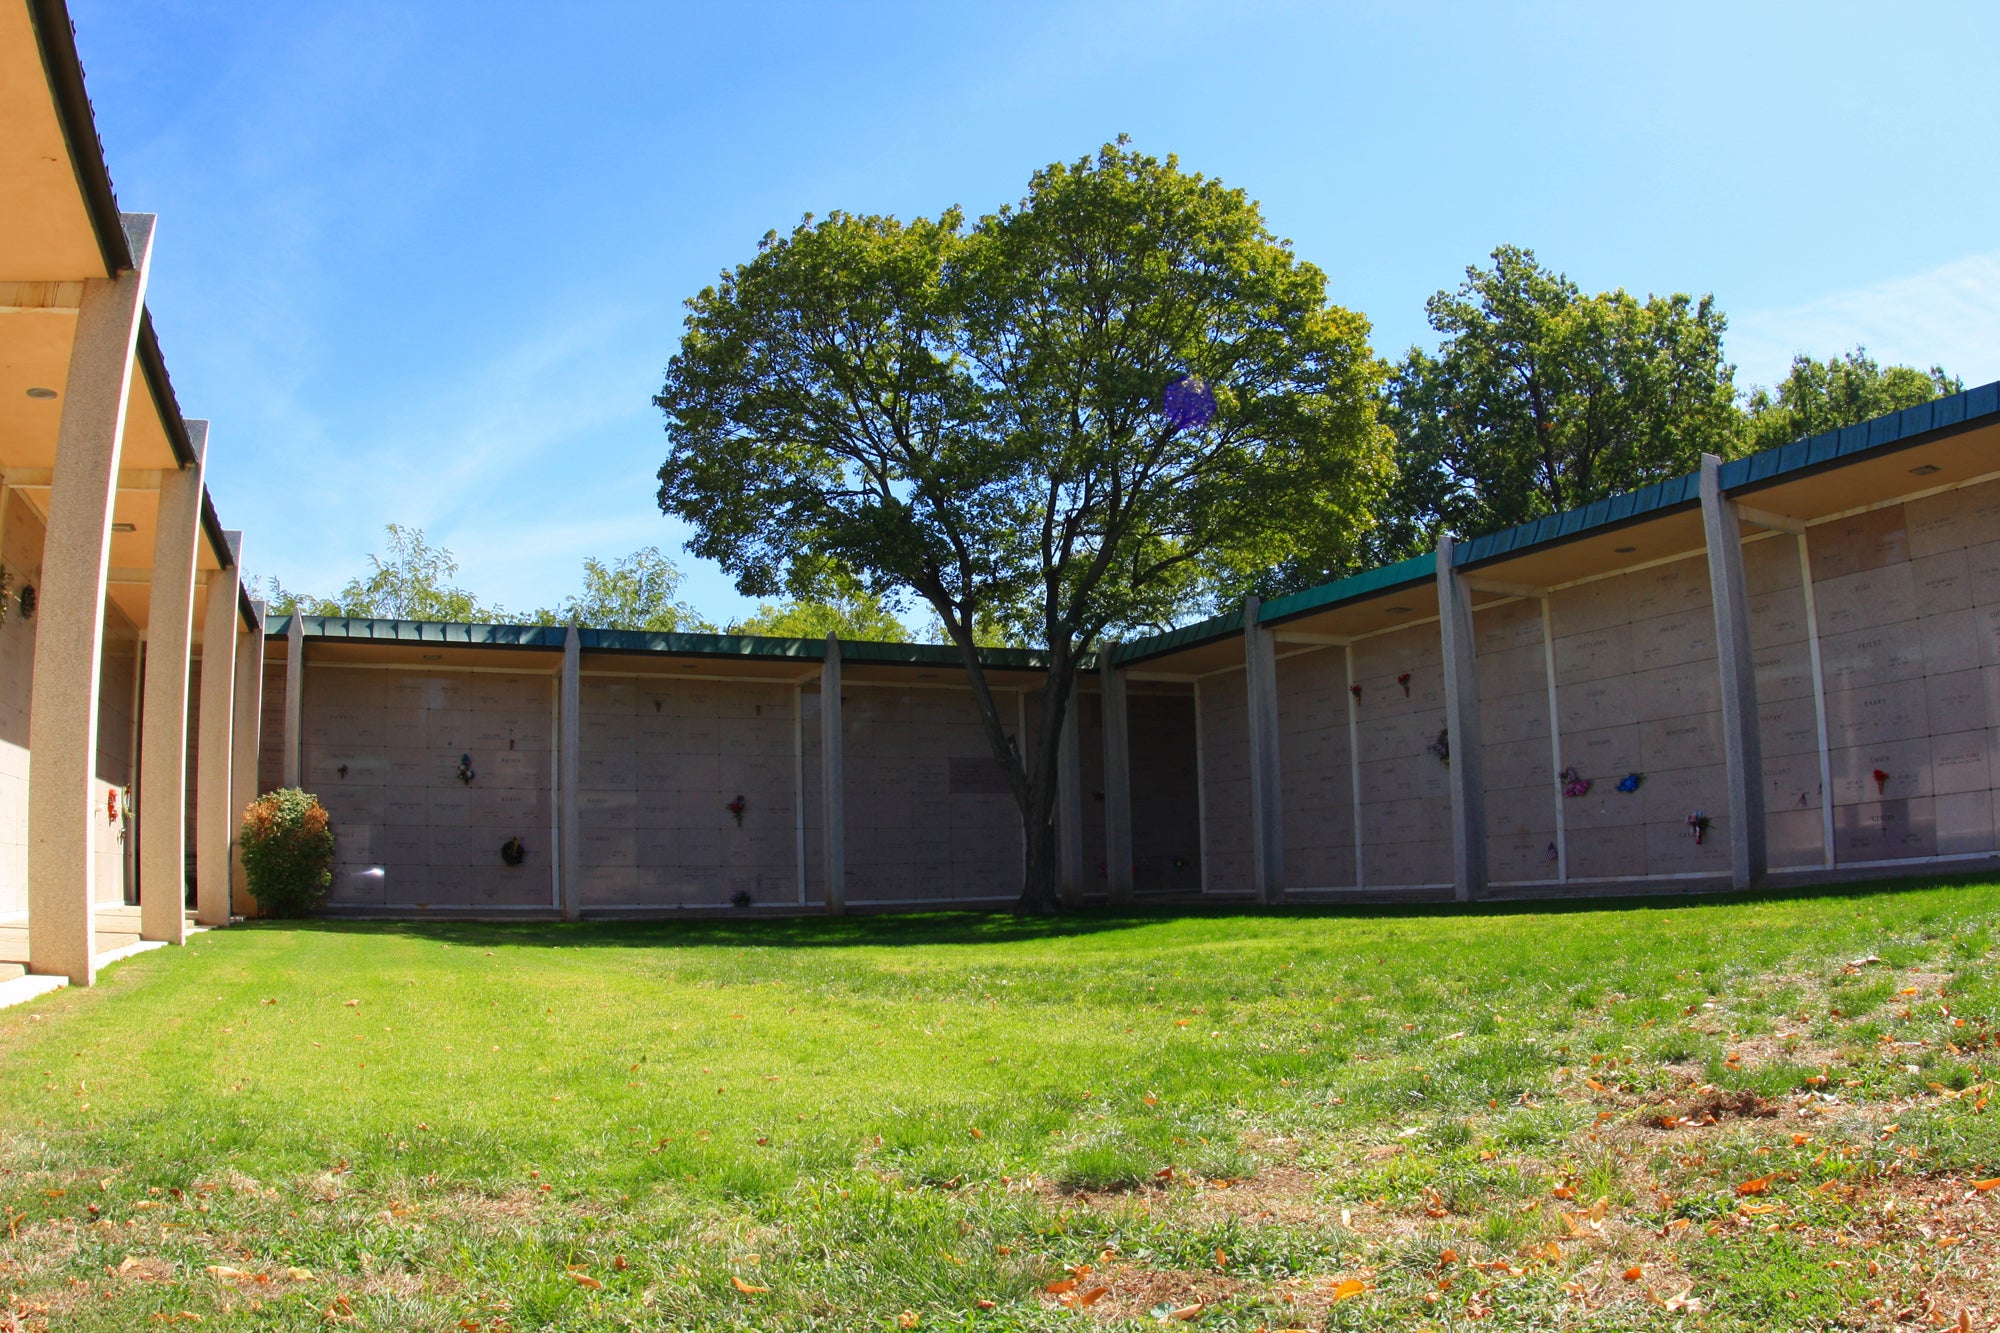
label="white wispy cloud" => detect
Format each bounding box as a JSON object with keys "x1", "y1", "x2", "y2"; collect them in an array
[{"x1": 1728, "y1": 251, "x2": 2000, "y2": 392}]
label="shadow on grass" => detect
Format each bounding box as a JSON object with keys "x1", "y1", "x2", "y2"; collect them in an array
[{"x1": 241, "y1": 868, "x2": 2000, "y2": 954}]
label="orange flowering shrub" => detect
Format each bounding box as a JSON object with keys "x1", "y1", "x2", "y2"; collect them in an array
[{"x1": 238, "y1": 788, "x2": 335, "y2": 917}]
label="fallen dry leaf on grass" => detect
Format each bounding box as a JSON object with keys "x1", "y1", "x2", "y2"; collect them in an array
[
  {"x1": 1735, "y1": 1173, "x2": 1777, "y2": 1196},
  {"x1": 1330, "y1": 1278, "x2": 1370, "y2": 1301}
]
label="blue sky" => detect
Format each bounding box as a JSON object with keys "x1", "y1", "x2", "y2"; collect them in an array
[{"x1": 71, "y1": 1, "x2": 2000, "y2": 623}]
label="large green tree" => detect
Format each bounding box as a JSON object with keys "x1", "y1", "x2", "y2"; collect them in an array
[
  {"x1": 655, "y1": 141, "x2": 1389, "y2": 910},
  {"x1": 1741, "y1": 347, "x2": 1961, "y2": 453},
  {"x1": 1367, "y1": 245, "x2": 1739, "y2": 563}
]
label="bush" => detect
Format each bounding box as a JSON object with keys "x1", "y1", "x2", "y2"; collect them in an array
[{"x1": 239, "y1": 788, "x2": 335, "y2": 918}]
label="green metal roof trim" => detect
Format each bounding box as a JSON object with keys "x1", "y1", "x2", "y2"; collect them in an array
[
  {"x1": 265, "y1": 615, "x2": 1049, "y2": 671},
  {"x1": 1458, "y1": 378, "x2": 1999, "y2": 568},
  {"x1": 1111, "y1": 606, "x2": 1243, "y2": 667},
  {"x1": 580, "y1": 627, "x2": 1045, "y2": 669},
  {"x1": 1451, "y1": 472, "x2": 1702, "y2": 566},
  {"x1": 267, "y1": 616, "x2": 568, "y2": 647},
  {"x1": 1114, "y1": 378, "x2": 1999, "y2": 665},
  {"x1": 1260, "y1": 552, "x2": 1436, "y2": 625},
  {"x1": 1111, "y1": 554, "x2": 1436, "y2": 667},
  {"x1": 1717, "y1": 378, "x2": 1999, "y2": 491}
]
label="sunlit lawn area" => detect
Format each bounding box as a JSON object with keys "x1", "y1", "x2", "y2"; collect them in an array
[{"x1": 3, "y1": 879, "x2": 1999, "y2": 1331}]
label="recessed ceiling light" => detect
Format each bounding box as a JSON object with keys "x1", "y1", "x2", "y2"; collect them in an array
[
  {"x1": 111, "y1": 522, "x2": 136, "y2": 533},
  {"x1": 1386, "y1": 605, "x2": 1410, "y2": 613},
  {"x1": 25, "y1": 387, "x2": 57, "y2": 400},
  {"x1": 1909, "y1": 464, "x2": 1941, "y2": 476},
  {"x1": 1614, "y1": 545, "x2": 1637, "y2": 554}
]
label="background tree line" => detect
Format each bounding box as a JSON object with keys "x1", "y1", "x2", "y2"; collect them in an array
[{"x1": 1275, "y1": 244, "x2": 1962, "y2": 591}]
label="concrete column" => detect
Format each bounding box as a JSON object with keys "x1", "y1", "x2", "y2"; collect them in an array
[
  {"x1": 1099, "y1": 643, "x2": 1134, "y2": 904},
  {"x1": 193, "y1": 530, "x2": 241, "y2": 926},
  {"x1": 559, "y1": 627, "x2": 580, "y2": 922},
  {"x1": 1436, "y1": 535, "x2": 1487, "y2": 902},
  {"x1": 280, "y1": 613, "x2": 303, "y2": 788},
  {"x1": 1056, "y1": 695, "x2": 1086, "y2": 907},
  {"x1": 27, "y1": 212, "x2": 155, "y2": 986},
  {"x1": 1243, "y1": 595, "x2": 1285, "y2": 904},
  {"x1": 138, "y1": 423, "x2": 207, "y2": 944},
  {"x1": 1700, "y1": 453, "x2": 1767, "y2": 890},
  {"x1": 820, "y1": 634, "x2": 845, "y2": 914},
  {"x1": 228, "y1": 597, "x2": 266, "y2": 916}
]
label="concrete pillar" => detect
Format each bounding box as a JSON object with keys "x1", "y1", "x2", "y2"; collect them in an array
[
  {"x1": 1243, "y1": 595, "x2": 1285, "y2": 904},
  {"x1": 280, "y1": 613, "x2": 303, "y2": 788},
  {"x1": 194, "y1": 530, "x2": 241, "y2": 926},
  {"x1": 138, "y1": 423, "x2": 207, "y2": 944},
  {"x1": 559, "y1": 626, "x2": 580, "y2": 922},
  {"x1": 820, "y1": 634, "x2": 845, "y2": 914},
  {"x1": 1436, "y1": 535, "x2": 1487, "y2": 902},
  {"x1": 228, "y1": 597, "x2": 266, "y2": 916},
  {"x1": 1700, "y1": 453, "x2": 1767, "y2": 890},
  {"x1": 27, "y1": 212, "x2": 155, "y2": 986},
  {"x1": 1099, "y1": 643, "x2": 1134, "y2": 904},
  {"x1": 1056, "y1": 695, "x2": 1086, "y2": 907}
]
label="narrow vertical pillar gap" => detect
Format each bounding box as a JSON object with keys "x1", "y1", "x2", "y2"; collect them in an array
[
  {"x1": 559, "y1": 627, "x2": 580, "y2": 921},
  {"x1": 820, "y1": 635, "x2": 845, "y2": 915},
  {"x1": 1344, "y1": 643, "x2": 1364, "y2": 890},
  {"x1": 820, "y1": 636, "x2": 844, "y2": 908},
  {"x1": 1191, "y1": 678, "x2": 1209, "y2": 894},
  {"x1": 1796, "y1": 531, "x2": 1835, "y2": 868},
  {"x1": 1700, "y1": 453, "x2": 1767, "y2": 890},
  {"x1": 281, "y1": 614, "x2": 303, "y2": 788},
  {"x1": 1099, "y1": 643, "x2": 1134, "y2": 904},
  {"x1": 1055, "y1": 694, "x2": 1085, "y2": 907},
  {"x1": 227, "y1": 598, "x2": 265, "y2": 917},
  {"x1": 792, "y1": 682, "x2": 807, "y2": 905},
  {"x1": 1242, "y1": 596, "x2": 1285, "y2": 904},
  {"x1": 1436, "y1": 535, "x2": 1488, "y2": 902},
  {"x1": 1539, "y1": 595, "x2": 1567, "y2": 883}
]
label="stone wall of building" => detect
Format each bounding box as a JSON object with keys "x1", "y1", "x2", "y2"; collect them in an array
[
  {"x1": 1352, "y1": 622, "x2": 1453, "y2": 888},
  {"x1": 1546, "y1": 552, "x2": 1731, "y2": 881},
  {"x1": 0, "y1": 490, "x2": 40, "y2": 916}
]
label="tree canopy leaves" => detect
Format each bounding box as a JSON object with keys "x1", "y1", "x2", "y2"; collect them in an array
[
  {"x1": 260, "y1": 524, "x2": 501, "y2": 622},
  {"x1": 529, "y1": 547, "x2": 714, "y2": 632},
  {"x1": 1741, "y1": 348, "x2": 1962, "y2": 454},
  {"x1": 728, "y1": 570, "x2": 908, "y2": 642},
  {"x1": 1367, "y1": 246, "x2": 1739, "y2": 563}
]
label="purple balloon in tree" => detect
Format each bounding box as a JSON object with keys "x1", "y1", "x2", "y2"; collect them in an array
[{"x1": 1161, "y1": 374, "x2": 1216, "y2": 429}]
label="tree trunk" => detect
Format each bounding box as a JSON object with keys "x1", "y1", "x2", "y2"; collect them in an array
[{"x1": 1017, "y1": 781, "x2": 1060, "y2": 914}]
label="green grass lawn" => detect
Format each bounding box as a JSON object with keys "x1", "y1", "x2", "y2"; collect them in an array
[{"x1": 3, "y1": 880, "x2": 1999, "y2": 1331}]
